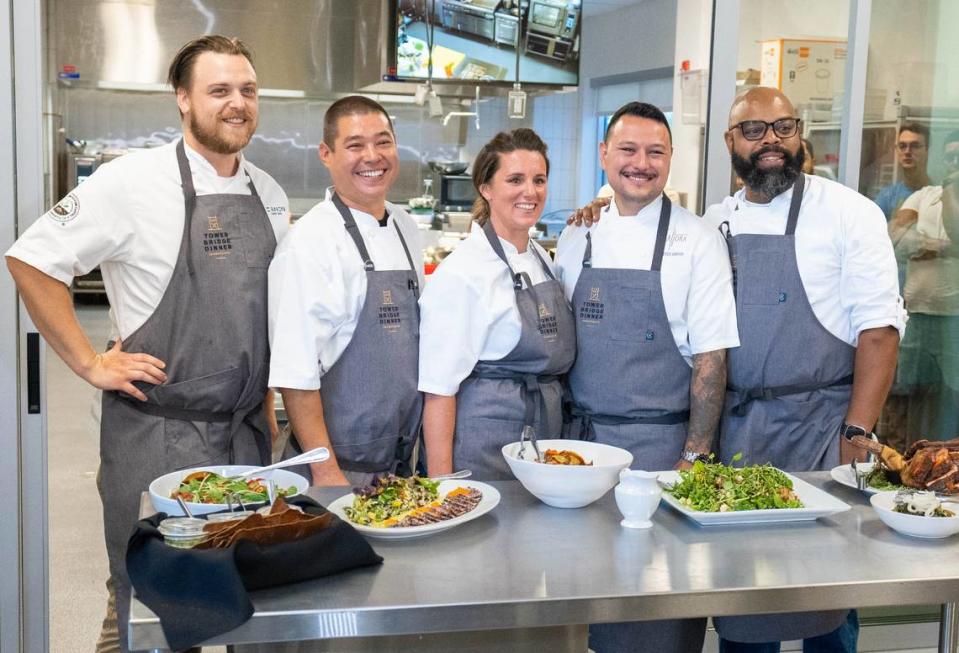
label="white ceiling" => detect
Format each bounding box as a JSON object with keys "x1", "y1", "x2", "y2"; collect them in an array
[{"x1": 581, "y1": 0, "x2": 640, "y2": 18}]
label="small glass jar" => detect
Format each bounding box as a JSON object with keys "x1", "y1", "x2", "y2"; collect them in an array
[{"x1": 157, "y1": 517, "x2": 209, "y2": 549}]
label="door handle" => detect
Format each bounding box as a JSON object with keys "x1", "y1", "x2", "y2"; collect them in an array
[{"x1": 27, "y1": 332, "x2": 40, "y2": 414}]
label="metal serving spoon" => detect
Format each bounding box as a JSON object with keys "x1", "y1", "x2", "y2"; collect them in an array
[
  {"x1": 431, "y1": 469, "x2": 472, "y2": 480},
  {"x1": 230, "y1": 446, "x2": 331, "y2": 479}
]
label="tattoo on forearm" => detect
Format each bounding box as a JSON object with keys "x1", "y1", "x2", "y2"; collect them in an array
[{"x1": 687, "y1": 350, "x2": 727, "y2": 454}]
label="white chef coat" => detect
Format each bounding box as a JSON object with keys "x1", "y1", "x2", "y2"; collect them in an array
[
  {"x1": 4, "y1": 139, "x2": 290, "y2": 341},
  {"x1": 555, "y1": 195, "x2": 740, "y2": 364},
  {"x1": 702, "y1": 174, "x2": 907, "y2": 345},
  {"x1": 268, "y1": 198, "x2": 424, "y2": 390},
  {"x1": 898, "y1": 185, "x2": 959, "y2": 315},
  {"x1": 418, "y1": 225, "x2": 554, "y2": 396}
]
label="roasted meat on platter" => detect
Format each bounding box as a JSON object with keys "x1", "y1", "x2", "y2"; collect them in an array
[{"x1": 849, "y1": 436, "x2": 959, "y2": 494}]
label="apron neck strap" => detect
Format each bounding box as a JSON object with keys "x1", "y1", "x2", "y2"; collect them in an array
[
  {"x1": 482, "y1": 218, "x2": 521, "y2": 289},
  {"x1": 332, "y1": 192, "x2": 375, "y2": 272},
  {"x1": 480, "y1": 217, "x2": 553, "y2": 287},
  {"x1": 650, "y1": 194, "x2": 672, "y2": 272},
  {"x1": 176, "y1": 139, "x2": 198, "y2": 277},
  {"x1": 529, "y1": 244, "x2": 555, "y2": 280},
  {"x1": 392, "y1": 220, "x2": 420, "y2": 297},
  {"x1": 785, "y1": 174, "x2": 805, "y2": 236},
  {"x1": 582, "y1": 231, "x2": 593, "y2": 268}
]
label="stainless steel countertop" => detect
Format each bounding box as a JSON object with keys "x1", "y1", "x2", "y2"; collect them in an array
[{"x1": 129, "y1": 473, "x2": 959, "y2": 649}]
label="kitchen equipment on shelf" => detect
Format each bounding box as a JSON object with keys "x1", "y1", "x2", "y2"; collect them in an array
[{"x1": 428, "y1": 160, "x2": 469, "y2": 175}]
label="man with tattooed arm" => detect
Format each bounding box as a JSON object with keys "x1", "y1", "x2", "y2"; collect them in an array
[{"x1": 554, "y1": 101, "x2": 739, "y2": 653}]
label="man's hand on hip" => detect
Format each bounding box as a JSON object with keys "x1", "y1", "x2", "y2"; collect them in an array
[{"x1": 81, "y1": 339, "x2": 167, "y2": 401}]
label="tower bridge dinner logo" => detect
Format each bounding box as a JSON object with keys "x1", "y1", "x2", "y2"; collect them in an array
[{"x1": 48, "y1": 193, "x2": 80, "y2": 225}]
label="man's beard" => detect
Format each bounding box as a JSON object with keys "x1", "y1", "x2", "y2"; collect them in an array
[
  {"x1": 189, "y1": 111, "x2": 256, "y2": 155},
  {"x1": 731, "y1": 145, "x2": 805, "y2": 201}
]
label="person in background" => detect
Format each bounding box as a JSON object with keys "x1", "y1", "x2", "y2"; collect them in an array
[
  {"x1": 800, "y1": 137, "x2": 815, "y2": 174},
  {"x1": 875, "y1": 124, "x2": 932, "y2": 449},
  {"x1": 555, "y1": 101, "x2": 738, "y2": 653},
  {"x1": 420, "y1": 128, "x2": 575, "y2": 480},
  {"x1": 704, "y1": 86, "x2": 904, "y2": 653},
  {"x1": 875, "y1": 122, "x2": 931, "y2": 220},
  {"x1": 268, "y1": 96, "x2": 423, "y2": 487},
  {"x1": 889, "y1": 130, "x2": 959, "y2": 443},
  {"x1": 6, "y1": 36, "x2": 289, "y2": 653}
]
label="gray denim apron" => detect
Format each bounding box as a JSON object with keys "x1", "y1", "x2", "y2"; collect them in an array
[
  {"x1": 568, "y1": 195, "x2": 691, "y2": 469},
  {"x1": 713, "y1": 174, "x2": 854, "y2": 643},
  {"x1": 453, "y1": 219, "x2": 576, "y2": 480},
  {"x1": 569, "y1": 196, "x2": 706, "y2": 653},
  {"x1": 98, "y1": 139, "x2": 275, "y2": 651},
  {"x1": 287, "y1": 193, "x2": 422, "y2": 485}
]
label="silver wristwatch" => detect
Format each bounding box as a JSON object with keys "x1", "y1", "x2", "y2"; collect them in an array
[{"x1": 680, "y1": 449, "x2": 710, "y2": 464}]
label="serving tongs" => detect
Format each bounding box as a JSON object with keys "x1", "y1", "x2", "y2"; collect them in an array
[
  {"x1": 517, "y1": 425, "x2": 544, "y2": 463},
  {"x1": 229, "y1": 446, "x2": 331, "y2": 479},
  {"x1": 851, "y1": 459, "x2": 868, "y2": 491}
]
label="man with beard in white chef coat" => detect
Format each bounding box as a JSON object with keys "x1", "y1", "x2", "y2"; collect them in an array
[
  {"x1": 555, "y1": 101, "x2": 739, "y2": 653},
  {"x1": 268, "y1": 96, "x2": 424, "y2": 488},
  {"x1": 703, "y1": 87, "x2": 904, "y2": 653},
  {"x1": 6, "y1": 35, "x2": 289, "y2": 653}
]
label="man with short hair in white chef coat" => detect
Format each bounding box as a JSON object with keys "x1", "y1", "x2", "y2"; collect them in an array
[
  {"x1": 5, "y1": 35, "x2": 289, "y2": 653},
  {"x1": 268, "y1": 96, "x2": 424, "y2": 487},
  {"x1": 555, "y1": 101, "x2": 739, "y2": 653},
  {"x1": 890, "y1": 130, "x2": 959, "y2": 443},
  {"x1": 704, "y1": 87, "x2": 905, "y2": 653}
]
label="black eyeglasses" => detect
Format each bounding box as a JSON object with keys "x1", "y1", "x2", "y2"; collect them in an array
[
  {"x1": 897, "y1": 141, "x2": 926, "y2": 152},
  {"x1": 730, "y1": 118, "x2": 801, "y2": 141}
]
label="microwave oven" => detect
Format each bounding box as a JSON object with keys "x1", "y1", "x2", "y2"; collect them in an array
[
  {"x1": 528, "y1": 0, "x2": 574, "y2": 38},
  {"x1": 432, "y1": 172, "x2": 477, "y2": 211}
]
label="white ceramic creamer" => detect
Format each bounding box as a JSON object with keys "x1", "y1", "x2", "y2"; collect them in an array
[{"x1": 614, "y1": 469, "x2": 662, "y2": 529}]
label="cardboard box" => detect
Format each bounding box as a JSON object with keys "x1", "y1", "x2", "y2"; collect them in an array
[{"x1": 760, "y1": 39, "x2": 847, "y2": 108}]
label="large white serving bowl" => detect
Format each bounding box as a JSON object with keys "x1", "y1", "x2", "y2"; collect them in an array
[
  {"x1": 870, "y1": 491, "x2": 959, "y2": 539},
  {"x1": 149, "y1": 465, "x2": 309, "y2": 516},
  {"x1": 502, "y1": 439, "x2": 634, "y2": 508}
]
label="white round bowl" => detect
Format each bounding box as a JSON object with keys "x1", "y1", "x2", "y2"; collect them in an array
[
  {"x1": 502, "y1": 439, "x2": 634, "y2": 508},
  {"x1": 870, "y1": 491, "x2": 959, "y2": 539},
  {"x1": 149, "y1": 465, "x2": 309, "y2": 516}
]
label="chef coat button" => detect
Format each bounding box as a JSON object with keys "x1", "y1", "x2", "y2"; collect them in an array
[
  {"x1": 778, "y1": 292, "x2": 787, "y2": 303},
  {"x1": 645, "y1": 330, "x2": 654, "y2": 341}
]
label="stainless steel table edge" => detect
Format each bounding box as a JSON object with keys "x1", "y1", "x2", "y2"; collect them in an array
[{"x1": 129, "y1": 580, "x2": 959, "y2": 649}]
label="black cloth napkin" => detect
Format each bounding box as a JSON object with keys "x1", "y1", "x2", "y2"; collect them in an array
[{"x1": 125, "y1": 496, "x2": 382, "y2": 652}]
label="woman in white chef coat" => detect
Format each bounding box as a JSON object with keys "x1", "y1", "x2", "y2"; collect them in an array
[{"x1": 419, "y1": 128, "x2": 576, "y2": 480}]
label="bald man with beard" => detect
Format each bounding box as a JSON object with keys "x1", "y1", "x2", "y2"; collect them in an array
[{"x1": 702, "y1": 87, "x2": 905, "y2": 652}]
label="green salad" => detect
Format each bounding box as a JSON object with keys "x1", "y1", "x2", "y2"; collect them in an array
[
  {"x1": 864, "y1": 465, "x2": 904, "y2": 491},
  {"x1": 172, "y1": 471, "x2": 296, "y2": 504},
  {"x1": 665, "y1": 454, "x2": 803, "y2": 512},
  {"x1": 344, "y1": 475, "x2": 441, "y2": 527}
]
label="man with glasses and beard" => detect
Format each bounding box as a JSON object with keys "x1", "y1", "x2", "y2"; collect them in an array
[
  {"x1": 702, "y1": 87, "x2": 904, "y2": 653},
  {"x1": 6, "y1": 36, "x2": 288, "y2": 652}
]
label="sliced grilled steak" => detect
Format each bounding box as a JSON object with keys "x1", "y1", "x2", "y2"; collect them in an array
[{"x1": 396, "y1": 488, "x2": 483, "y2": 527}]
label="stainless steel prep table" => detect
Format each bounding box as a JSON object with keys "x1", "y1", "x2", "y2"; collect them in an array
[{"x1": 129, "y1": 474, "x2": 959, "y2": 652}]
